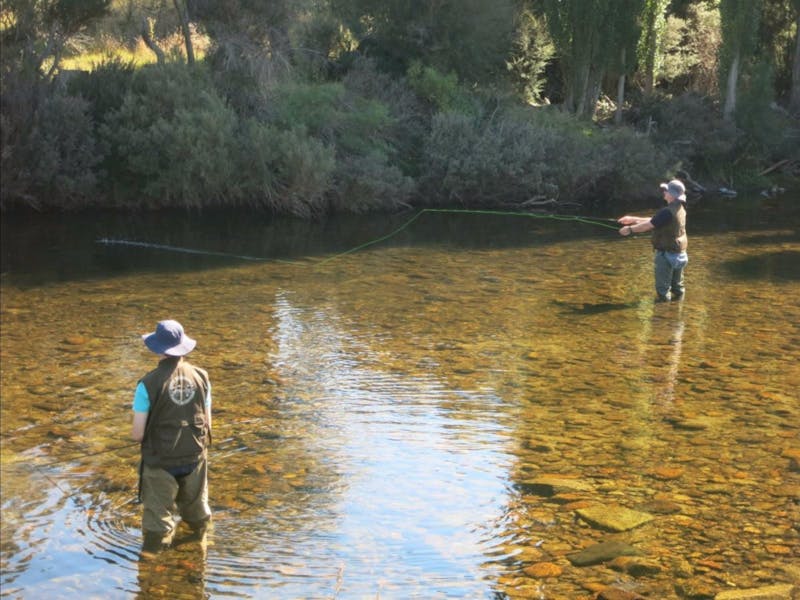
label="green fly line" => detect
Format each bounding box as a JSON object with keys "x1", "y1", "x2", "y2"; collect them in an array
[
  {"x1": 97, "y1": 208, "x2": 620, "y2": 266},
  {"x1": 314, "y1": 208, "x2": 619, "y2": 266}
]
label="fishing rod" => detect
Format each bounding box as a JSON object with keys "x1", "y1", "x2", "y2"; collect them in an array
[{"x1": 97, "y1": 207, "x2": 621, "y2": 266}]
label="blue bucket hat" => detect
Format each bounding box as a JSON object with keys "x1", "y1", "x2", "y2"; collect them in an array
[{"x1": 142, "y1": 320, "x2": 196, "y2": 356}]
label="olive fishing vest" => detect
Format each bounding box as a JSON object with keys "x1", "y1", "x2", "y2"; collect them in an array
[
  {"x1": 651, "y1": 200, "x2": 687, "y2": 252},
  {"x1": 139, "y1": 357, "x2": 210, "y2": 469}
]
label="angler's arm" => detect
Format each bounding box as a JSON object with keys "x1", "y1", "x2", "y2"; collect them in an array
[
  {"x1": 617, "y1": 215, "x2": 651, "y2": 226},
  {"x1": 132, "y1": 411, "x2": 148, "y2": 442},
  {"x1": 131, "y1": 382, "x2": 149, "y2": 442},
  {"x1": 618, "y1": 215, "x2": 655, "y2": 236}
]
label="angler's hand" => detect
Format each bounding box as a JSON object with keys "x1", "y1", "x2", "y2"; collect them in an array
[{"x1": 617, "y1": 216, "x2": 637, "y2": 225}]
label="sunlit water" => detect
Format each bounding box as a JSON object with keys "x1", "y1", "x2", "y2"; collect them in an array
[{"x1": 1, "y1": 198, "x2": 798, "y2": 599}]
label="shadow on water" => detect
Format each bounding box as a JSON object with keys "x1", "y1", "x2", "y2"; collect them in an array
[
  {"x1": 551, "y1": 299, "x2": 641, "y2": 315},
  {"x1": 721, "y1": 250, "x2": 800, "y2": 281}
]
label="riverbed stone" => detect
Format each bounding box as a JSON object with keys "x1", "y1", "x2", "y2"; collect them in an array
[
  {"x1": 522, "y1": 562, "x2": 562, "y2": 578},
  {"x1": 675, "y1": 578, "x2": 718, "y2": 599},
  {"x1": 567, "y1": 540, "x2": 640, "y2": 566},
  {"x1": 595, "y1": 587, "x2": 647, "y2": 600},
  {"x1": 607, "y1": 556, "x2": 662, "y2": 577},
  {"x1": 714, "y1": 584, "x2": 796, "y2": 600},
  {"x1": 517, "y1": 476, "x2": 594, "y2": 496},
  {"x1": 575, "y1": 504, "x2": 655, "y2": 532}
]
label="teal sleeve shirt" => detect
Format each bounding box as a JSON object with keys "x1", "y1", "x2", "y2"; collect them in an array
[{"x1": 133, "y1": 381, "x2": 212, "y2": 412}]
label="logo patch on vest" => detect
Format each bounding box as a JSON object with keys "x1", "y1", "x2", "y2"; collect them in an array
[{"x1": 168, "y1": 374, "x2": 196, "y2": 406}]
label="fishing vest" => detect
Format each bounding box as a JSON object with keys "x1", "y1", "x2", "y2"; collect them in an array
[
  {"x1": 651, "y1": 200, "x2": 687, "y2": 252},
  {"x1": 139, "y1": 357, "x2": 210, "y2": 469}
]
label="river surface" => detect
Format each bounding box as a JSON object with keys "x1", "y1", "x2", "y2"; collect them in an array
[{"x1": 1, "y1": 197, "x2": 798, "y2": 599}]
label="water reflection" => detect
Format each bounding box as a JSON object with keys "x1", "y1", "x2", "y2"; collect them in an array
[{"x1": 1, "y1": 199, "x2": 799, "y2": 598}]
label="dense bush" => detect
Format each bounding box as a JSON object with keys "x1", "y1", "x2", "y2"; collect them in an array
[
  {"x1": 330, "y1": 153, "x2": 415, "y2": 213},
  {"x1": 25, "y1": 93, "x2": 102, "y2": 207},
  {"x1": 341, "y1": 57, "x2": 428, "y2": 176},
  {"x1": 422, "y1": 111, "x2": 552, "y2": 206},
  {"x1": 266, "y1": 80, "x2": 413, "y2": 211},
  {"x1": 736, "y1": 62, "x2": 799, "y2": 162},
  {"x1": 99, "y1": 63, "x2": 239, "y2": 207},
  {"x1": 422, "y1": 106, "x2": 669, "y2": 208},
  {"x1": 628, "y1": 92, "x2": 740, "y2": 180},
  {"x1": 0, "y1": 71, "x2": 100, "y2": 209},
  {"x1": 67, "y1": 56, "x2": 136, "y2": 125}
]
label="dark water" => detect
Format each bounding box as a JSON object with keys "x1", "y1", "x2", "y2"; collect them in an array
[{"x1": 1, "y1": 198, "x2": 799, "y2": 599}]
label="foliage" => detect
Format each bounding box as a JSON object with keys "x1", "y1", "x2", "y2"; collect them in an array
[
  {"x1": 405, "y1": 62, "x2": 477, "y2": 114},
  {"x1": 629, "y1": 92, "x2": 740, "y2": 179},
  {"x1": 507, "y1": 7, "x2": 555, "y2": 105},
  {"x1": 421, "y1": 106, "x2": 669, "y2": 207},
  {"x1": 231, "y1": 120, "x2": 335, "y2": 215},
  {"x1": 719, "y1": 0, "x2": 762, "y2": 119},
  {"x1": 329, "y1": 0, "x2": 516, "y2": 84},
  {"x1": 0, "y1": 85, "x2": 101, "y2": 209},
  {"x1": 329, "y1": 153, "x2": 415, "y2": 213},
  {"x1": 542, "y1": 0, "x2": 641, "y2": 117},
  {"x1": 98, "y1": 62, "x2": 238, "y2": 207},
  {"x1": 735, "y1": 61, "x2": 800, "y2": 161},
  {"x1": 340, "y1": 57, "x2": 428, "y2": 175},
  {"x1": 660, "y1": 2, "x2": 721, "y2": 95},
  {"x1": 637, "y1": 0, "x2": 670, "y2": 93},
  {"x1": 0, "y1": 0, "x2": 112, "y2": 75},
  {"x1": 422, "y1": 111, "x2": 551, "y2": 206},
  {"x1": 66, "y1": 55, "x2": 136, "y2": 124}
]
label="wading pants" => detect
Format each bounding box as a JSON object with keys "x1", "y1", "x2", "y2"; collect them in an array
[
  {"x1": 654, "y1": 250, "x2": 688, "y2": 301},
  {"x1": 140, "y1": 458, "x2": 211, "y2": 542}
]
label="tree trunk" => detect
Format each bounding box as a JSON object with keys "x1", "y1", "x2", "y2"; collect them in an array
[
  {"x1": 141, "y1": 17, "x2": 165, "y2": 65},
  {"x1": 173, "y1": 0, "x2": 195, "y2": 65},
  {"x1": 615, "y1": 48, "x2": 626, "y2": 125},
  {"x1": 791, "y1": 12, "x2": 800, "y2": 114},
  {"x1": 723, "y1": 51, "x2": 739, "y2": 121}
]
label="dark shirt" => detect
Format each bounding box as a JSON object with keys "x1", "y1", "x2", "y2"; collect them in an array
[{"x1": 650, "y1": 207, "x2": 673, "y2": 228}]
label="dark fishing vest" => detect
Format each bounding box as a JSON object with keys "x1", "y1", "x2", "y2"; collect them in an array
[
  {"x1": 651, "y1": 200, "x2": 687, "y2": 252},
  {"x1": 139, "y1": 357, "x2": 210, "y2": 469}
]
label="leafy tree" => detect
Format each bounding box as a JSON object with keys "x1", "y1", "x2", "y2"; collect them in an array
[
  {"x1": 507, "y1": 6, "x2": 555, "y2": 105},
  {"x1": 543, "y1": 0, "x2": 639, "y2": 118},
  {"x1": 0, "y1": 0, "x2": 110, "y2": 207},
  {"x1": 719, "y1": 0, "x2": 762, "y2": 120},
  {"x1": 329, "y1": 0, "x2": 516, "y2": 85},
  {"x1": 0, "y1": 0, "x2": 112, "y2": 76},
  {"x1": 637, "y1": 0, "x2": 669, "y2": 95},
  {"x1": 660, "y1": 1, "x2": 721, "y2": 96}
]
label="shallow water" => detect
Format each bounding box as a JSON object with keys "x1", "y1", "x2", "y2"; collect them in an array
[{"x1": 1, "y1": 198, "x2": 798, "y2": 599}]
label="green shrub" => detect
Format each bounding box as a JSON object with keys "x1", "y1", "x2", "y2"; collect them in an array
[
  {"x1": 99, "y1": 63, "x2": 238, "y2": 207},
  {"x1": 341, "y1": 57, "x2": 428, "y2": 175},
  {"x1": 330, "y1": 153, "x2": 415, "y2": 213},
  {"x1": 630, "y1": 92, "x2": 740, "y2": 179},
  {"x1": 20, "y1": 92, "x2": 101, "y2": 208},
  {"x1": 736, "y1": 61, "x2": 798, "y2": 162},
  {"x1": 66, "y1": 56, "x2": 135, "y2": 125},
  {"x1": 421, "y1": 111, "x2": 552, "y2": 206},
  {"x1": 271, "y1": 127, "x2": 335, "y2": 216},
  {"x1": 406, "y1": 62, "x2": 478, "y2": 115}
]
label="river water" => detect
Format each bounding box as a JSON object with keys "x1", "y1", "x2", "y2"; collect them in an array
[{"x1": 1, "y1": 197, "x2": 798, "y2": 599}]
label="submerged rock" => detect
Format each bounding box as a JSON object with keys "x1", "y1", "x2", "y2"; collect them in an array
[
  {"x1": 567, "y1": 540, "x2": 640, "y2": 566},
  {"x1": 714, "y1": 583, "x2": 796, "y2": 599},
  {"x1": 575, "y1": 504, "x2": 655, "y2": 532},
  {"x1": 516, "y1": 475, "x2": 594, "y2": 496}
]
